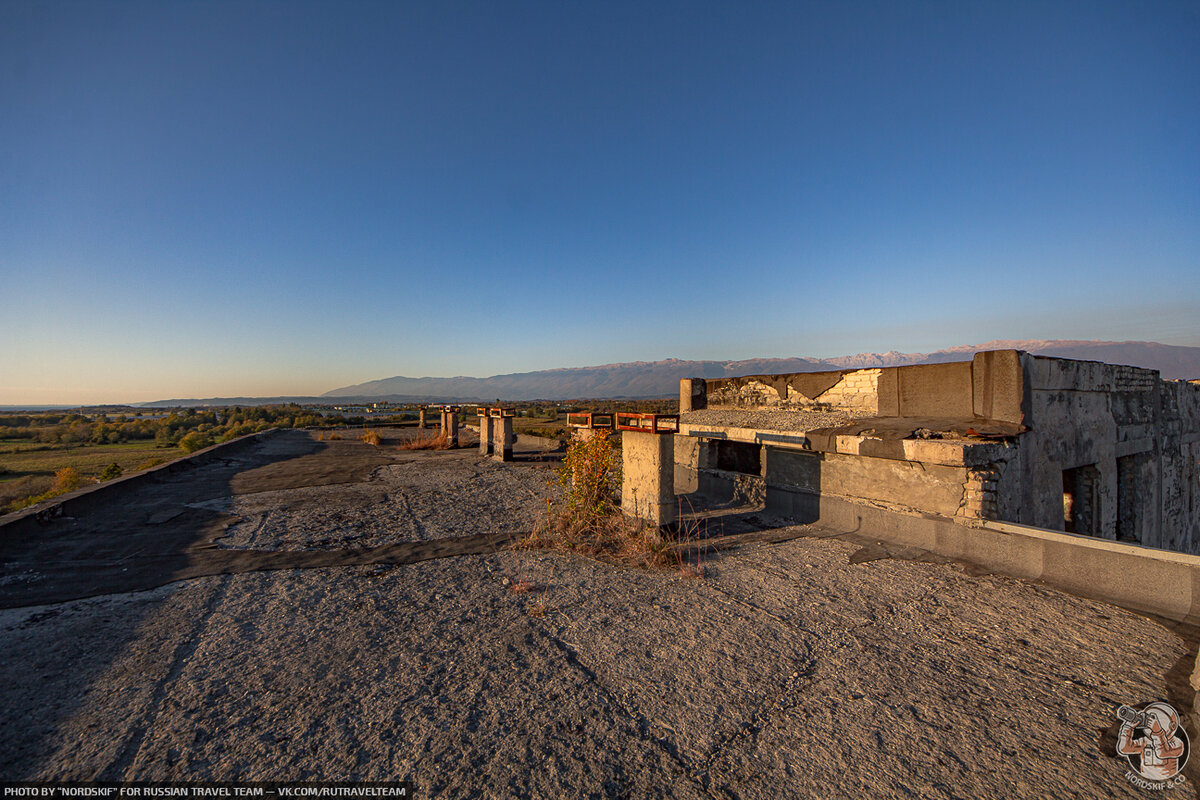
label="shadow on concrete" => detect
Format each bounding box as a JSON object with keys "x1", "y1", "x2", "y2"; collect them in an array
[
  {"x1": 0, "y1": 429, "x2": 535, "y2": 779},
  {"x1": 0, "y1": 430, "x2": 535, "y2": 609}
]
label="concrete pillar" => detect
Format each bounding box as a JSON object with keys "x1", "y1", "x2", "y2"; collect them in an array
[
  {"x1": 446, "y1": 412, "x2": 459, "y2": 448},
  {"x1": 418, "y1": 408, "x2": 426, "y2": 429},
  {"x1": 572, "y1": 427, "x2": 602, "y2": 444},
  {"x1": 680, "y1": 378, "x2": 707, "y2": 413},
  {"x1": 621, "y1": 430, "x2": 677, "y2": 527},
  {"x1": 673, "y1": 434, "x2": 700, "y2": 494},
  {"x1": 493, "y1": 415, "x2": 513, "y2": 462},
  {"x1": 439, "y1": 409, "x2": 449, "y2": 437},
  {"x1": 479, "y1": 413, "x2": 494, "y2": 455}
]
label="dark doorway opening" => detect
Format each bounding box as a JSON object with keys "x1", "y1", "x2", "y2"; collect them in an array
[{"x1": 1062, "y1": 464, "x2": 1099, "y2": 536}]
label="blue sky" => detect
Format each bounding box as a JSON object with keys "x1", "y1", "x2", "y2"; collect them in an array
[{"x1": 2, "y1": 0, "x2": 1197, "y2": 403}]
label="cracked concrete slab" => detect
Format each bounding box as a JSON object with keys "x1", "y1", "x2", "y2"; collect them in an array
[{"x1": 0, "y1": 429, "x2": 1195, "y2": 797}]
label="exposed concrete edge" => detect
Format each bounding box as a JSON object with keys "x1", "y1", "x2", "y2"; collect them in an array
[
  {"x1": 677, "y1": 423, "x2": 1002, "y2": 467},
  {"x1": 797, "y1": 491, "x2": 1200, "y2": 624},
  {"x1": 0, "y1": 428, "x2": 284, "y2": 536}
]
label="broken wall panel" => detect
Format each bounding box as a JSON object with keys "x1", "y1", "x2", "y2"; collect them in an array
[{"x1": 680, "y1": 349, "x2": 1200, "y2": 555}]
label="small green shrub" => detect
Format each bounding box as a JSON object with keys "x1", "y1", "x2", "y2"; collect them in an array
[
  {"x1": 178, "y1": 432, "x2": 214, "y2": 453},
  {"x1": 99, "y1": 462, "x2": 123, "y2": 481},
  {"x1": 557, "y1": 431, "x2": 621, "y2": 527}
]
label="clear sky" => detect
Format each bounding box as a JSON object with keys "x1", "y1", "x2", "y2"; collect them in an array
[{"x1": 2, "y1": 0, "x2": 1197, "y2": 404}]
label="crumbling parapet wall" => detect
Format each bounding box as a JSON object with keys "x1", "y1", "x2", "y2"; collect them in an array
[
  {"x1": 682, "y1": 350, "x2": 1200, "y2": 554},
  {"x1": 1002, "y1": 355, "x2": 1187, "y2": 548},
  {"x1": 698, "y1": 350, "x2": 1027, "y2": 423},
  {"x1": 1158, "y1": 379, "x2": 1200, "y2": 553}
]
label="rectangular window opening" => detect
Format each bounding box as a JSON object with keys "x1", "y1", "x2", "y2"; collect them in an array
[{"x1": 715, "y1": 440, "x2": 761, "y2": 476}]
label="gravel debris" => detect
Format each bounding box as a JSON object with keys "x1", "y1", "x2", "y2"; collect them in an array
[{"x1": 680, "y1": 407, "x2": 873, "y2": 432}]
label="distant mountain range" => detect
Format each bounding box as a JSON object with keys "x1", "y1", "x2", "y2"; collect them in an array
[{"x1": 323, "y1": 339, "x2": 1200, "y2": 401}]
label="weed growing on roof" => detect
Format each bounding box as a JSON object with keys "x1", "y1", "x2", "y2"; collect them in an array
[
  {"x1": 360, "y1": 430, "x2": 382, "y2": 446},
  {"x1": 520, "y1": 431, "x2": 683, "y2": 570},
  {"x1": 559, "y1": 431, "x2": 621, "y2": 527},
  {"x1": 399, "y1": 432, "x2": 450, "y2": 450}
]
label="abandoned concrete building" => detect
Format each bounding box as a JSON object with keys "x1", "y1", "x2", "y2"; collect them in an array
[{"x1": 668, "y1": 350, "x2": 1200, "y2": 555}]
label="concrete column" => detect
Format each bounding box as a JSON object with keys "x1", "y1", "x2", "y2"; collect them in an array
[
  {"x1": 680, "y1": 378, "x2": 707, "y2": 413},
  {"x1": 621, "y1": 430, "x2": 677, "y2": 527},
  {"x1": 572, "y1": 427, "x2": 602, "y2": 444},
  {"x1": 418, "y1": 408, "x2": 426, "y2": 429},
  {"x1": 439, "y1": 410, "x2": 449, "y2": 438},
  {"x1": 493, "y1": 416, "x2": 513, "y2": 462},
  {"x1": 446, "y1": 412, "x2": 459, "y2": 448},
  {"x1": 479, "y1": 414, "x2": 494, "y2": 455}
]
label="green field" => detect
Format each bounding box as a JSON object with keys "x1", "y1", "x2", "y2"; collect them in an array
[{"x1": 0, "y1": 440, "x2": 186, "y2": 512}]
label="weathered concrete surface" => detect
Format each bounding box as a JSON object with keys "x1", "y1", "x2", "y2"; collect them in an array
[
  {"x1": 439, "y1": 410, "x2": 460, "y2": 447},
  {"x1": 1, "y1": 431, "x2": 1197, "y2": 797},
  {"x1": 0, "y1": 430, "x2": 554, "y2": 609},
  {"x1": 764, "y1": 447, "x2": 969, "y2": 518},
  {"x1": 686, "y1": 350, "x2": 1200, "y2": 555},
  {"x1": 478, "y1": 413, "x2": 494, "y2": 456},
  {"x1": 679, "y1": 377, "x2": 705, "y2": 413},
  {"x1": 1, "y1": 447, "x2": 1194, "y2": 797},
  {"x1": 621, "y1": 431, "x2": 676, "y2": 526},
  {"x1": 493, "y1": 415, "x2": 513, "y2": 462}
]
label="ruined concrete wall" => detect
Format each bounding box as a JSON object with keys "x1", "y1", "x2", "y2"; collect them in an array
[
  {"x1": 704, "y1": 369, "x2": 878, "y2": 414},
  {"x1": 1004, "y1": 356, "x2": 1165, "y2": 544},
  {"x1": 814, "y1": 369, "x2": 881, "y2": 411},
  {"x1": 1159, "y1": 380, "x2": 1200, "y2": 553},
  {"x1": 687, "y1": 351, "x2": 1199, "y2": 554},
  {"x1": 673, "y1": 435, "x2": 700, "y2": 494},
  {"x1": 893, "y1": 362, "x2": 976, "y2": 418},
  {"x1": 700, "y1": 350, "x2": 1026, "y2": 421},
  {"x1": 762, "y1": 446, "x2": 969, "y2": 518}
]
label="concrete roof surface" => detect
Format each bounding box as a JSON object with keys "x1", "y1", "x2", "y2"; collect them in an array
[{"x1": 0, "y1": 430, "x2": 1192, "y2": 797}]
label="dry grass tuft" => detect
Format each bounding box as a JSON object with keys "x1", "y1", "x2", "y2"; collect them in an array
[
  {"x1": 0, "y1": 475, "x2": 55, "y2": 512},
  {"x1": 360, "y1": 430, "x2": 383, "y2": 446},
  {"x1": 522, "y1": 510, "x2": 675, "y2": 570},
  {"x1": 328, "y1": 433, "x2": 342, "y2": 441},
  {"x1": 526, "y1": 595, "x2": 552, "y2": 618},
  {"x1": 54, "y1": 467, "x2": 83, "y2": 492},
  {"x1": 399, "y1": 432, "x2": 450, "y2": 451},
  {"x1": 508, "y1": 580, "x2": 536, "y2": 594}
]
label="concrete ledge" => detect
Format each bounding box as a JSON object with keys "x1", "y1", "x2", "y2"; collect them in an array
[
  {"x1": 767, "y1": 487, "x2": 1200, "y2": 624},
  {"x1": 0, "y1": 428, "x2": 283, "y2": 539},
  {"x1": 514, "y1": 433, "x2": 562, "y2": 450}
]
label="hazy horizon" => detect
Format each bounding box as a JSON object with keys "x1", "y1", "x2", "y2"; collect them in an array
[
  {"x1": 2, "y1": 336, "x2": 1197, "y2": 407},
  {"x1": 4, "y1": 2, "x2": 1198, "y2": 405}
]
